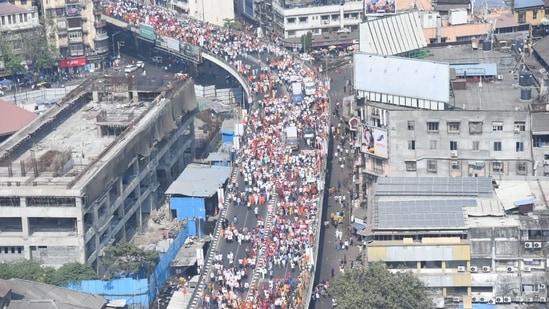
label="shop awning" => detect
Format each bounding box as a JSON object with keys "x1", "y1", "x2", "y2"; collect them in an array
[{"x1": 352, "y1": 222, "x2": 366, "y2": 231}]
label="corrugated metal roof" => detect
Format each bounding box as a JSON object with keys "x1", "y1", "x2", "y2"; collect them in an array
[
  {"x1": 531, "y1": 112, "x2": 549, "y2": 134},
  {"x1": 354, "y1": 53, "x2": 450, "y2": 103},
  {"x1": 360, "y1": 12, "x2": 427, "y2": 56},
  {"x1": 450, "y1": 63, "x2": 498, "y2": 76},
  {"x1": 534, "y1": 37, "x2": 549, "y2": 73},
  {"x1": 514, "y1": 0, "x2": 544, "y2": 9},
  {"x1": 0, "y1": 100, "x2": 38, "y2": 136},
  {"x1": 165, "y1": 163, "x2": 232, "y2": 197}
]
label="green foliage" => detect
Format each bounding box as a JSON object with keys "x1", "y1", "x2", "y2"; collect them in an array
[
  {"x1": 4, "y1": 54, "x2": 24, "y2": 76},
  {"x1": 48, "y1": 262, "x2": 98, "y2": 286},
  {"x1": 300, "y1": 32, "x2": 313, "y2": 52},
  {"x1": 0, "y1": 260, "x2": 97, "y2": 286},
  {"x1": 223, "y1": 18, "x2": 243, "y2": 31},
  {"x1": 101, "y1": 241, "x2": 159, "y2": 280},
  {"x1": 331, "y1": 262, "x2": 431, "y2": 309},
  {"x1": 22, "y1": 29, "x2": 57, "y2": 70}
]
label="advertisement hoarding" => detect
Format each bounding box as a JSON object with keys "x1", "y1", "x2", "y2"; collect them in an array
[
  {"x1": 365, "y1": 0, "x2": 396, "y2": 15},
  {"x1": 166, "y1": 37, "x2": 180, "y2": 52},
  {"x1": 59, "y1": 57, "x2": 87, "y2": 68},
  {"x1": 179, "y1": 41, "x2": 201, "y2": 63},
  {"x1": 360, "y1": 125, "x2": 388, "y2": 158},
  {"x1": 155, "y1": 35, "x2": 168, "y2": 49},
  {"x1": 139, "y1": 24, "x2": 155, "y2": 41}
]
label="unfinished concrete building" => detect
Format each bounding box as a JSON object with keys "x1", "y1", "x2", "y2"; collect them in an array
[{"x1": 0, "y1": 76, "x2": 197, "y2": 269}]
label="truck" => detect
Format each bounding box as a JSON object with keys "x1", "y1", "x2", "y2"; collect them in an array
[
  {"x1": 304, "y1": 78, "x2": 316, "y2": 96},
  {"x1": 291, "y1": 82, "x2": 304, "y2": 103},
  {"x1": 285, "y1": 126, "x2": 299, "y2": 150}
]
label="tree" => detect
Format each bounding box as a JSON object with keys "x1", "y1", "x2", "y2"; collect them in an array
[
  {"x1": 3, "y1": 54, "x2": 24, "y2": 76},
  {"x1": 0, "y1": 260, "x2": 54, "y2": 283},
  {"x1": 48, "y1": 262, "x2": 98, "y2": 286},
  {"x1": 223, "y1": 18, "x2": 243, "y2": 31},
  {"x1": 331, "y1": 262, "x2": 431, "y2": 309},
  {"x1": 22, "y1": 28, "x2": 57, "y2": 72},
  {"x1": 300, "y1": 32, "x2": 313, "y2": 52},
  {"x1": 101, "y1": 241, "x2": 159, "y2": 280}
]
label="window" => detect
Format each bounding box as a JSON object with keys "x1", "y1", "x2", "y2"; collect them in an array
[
  {"x1": 493, "y1": 161, "x2": 503, "y2": 173},
  {"x1": 472, "y1": 141, "x2": 480, "y2": 151},
  {"x1": 451, "y1": 160, "x2": 460, "y2": 170},
  {"x1": 430, "y1": 140, "x2": 437, "y2": 150},
  {"x1": 408, "y1": 140, "x2": 415, "y2": 150},
  {"x1": 427, "y1": 121, "x2": 439, "y2": 133},
  {"x1": 448, "y1": 121, "x2": 460, "y2": 133},
  {"x1": 494, "y1": 141, "x2": 502, "y2": 151},
  {"x1": 298, "y1": 17, "x2": 308, "y2": 23},
  {"x1": 469, "y1": 121, "x2": 483, "y2": 135},
  {"x1": 407, "y1": 121, "x2": 415, "y2": 130},
  {"x1": 405, "y1": 161, "x2": 417, "y2": 171},
  {"x1": 518, "y1": 12, "x2": 525, "y2": 23},
  {"x1": 427, "y1": 160, "x2": 437, "y2": 173},
  {"x1": 287, "y1": 17, "x2": 295, "y2": 24},
  {"x1": 533, "y1": 9, "x2": 538, "y2": 19},
  {"x1": 514, "y1": 121, "x2": 526, "y2": 132},
  {"x1": 516, "y1": 142, "x2": 524, "y2": 152},
  {"x1": 517, "y1": 161, "x2": 527, "y2": 175},
  {"x1": 492, "y1": 121, "x2": 503, "y2": 131},
  {"x1": 450, "y1": 141, "x2": 458, "y2": 150}
]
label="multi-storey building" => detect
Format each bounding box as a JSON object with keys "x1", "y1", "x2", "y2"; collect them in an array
[
  {"x1": 171, "y1": 0, "x2": 234, "y2": 27},
  {"x1": 0, "y1": 2, "x2": 42, "y2": 77},
  {"x1": 38, "y1": 0, "x2": 109, "y2": 72},
  {"x1": 0, "y1": 77, "x2": 196, "y2": 269}
]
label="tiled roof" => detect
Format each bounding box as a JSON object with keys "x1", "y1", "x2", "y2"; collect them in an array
[
  {"x1": 0, "y1": 99, "x2": 37, "y2": 136},
  {"x1": 0, "y1": 2, "x2": 31, "y2": 15}
]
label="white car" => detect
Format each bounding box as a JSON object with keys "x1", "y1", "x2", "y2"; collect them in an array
[
  {"x1": 124, "y1": 65, "x2": 138, "y2": 73},
  {"x1": 136, "y1": 61, "x2": 145, "y2": 68}
]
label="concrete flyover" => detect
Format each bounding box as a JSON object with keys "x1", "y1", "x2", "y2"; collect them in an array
[{"x1": 101, "y1": 14, "x2": 251, "y2": 104}]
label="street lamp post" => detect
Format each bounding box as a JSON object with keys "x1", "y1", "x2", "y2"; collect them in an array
[{"x1": 111, "y1": 30, "x2": 125, "y2": 58}]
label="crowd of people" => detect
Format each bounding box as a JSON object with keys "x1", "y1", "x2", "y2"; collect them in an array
[{"x1": 101, "y1": 1, "x2": 331, "y2": 308}]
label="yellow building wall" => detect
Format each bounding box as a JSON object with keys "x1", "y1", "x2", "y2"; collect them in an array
[{"x1": 514, "y1": 8, "x2": 546, "y2": 25}]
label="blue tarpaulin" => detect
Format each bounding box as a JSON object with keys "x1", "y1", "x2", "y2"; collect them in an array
[
  {"x1": 352, "y1": 222, "x2": 366, "y2": 231},
  {"x1": 514, "y1": 197, "x2": 535, "y2": 207}
]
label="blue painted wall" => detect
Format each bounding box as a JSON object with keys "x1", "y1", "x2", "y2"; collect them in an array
[{"x1": 170, "y1": 197, "x2": 206, "y2": 220}]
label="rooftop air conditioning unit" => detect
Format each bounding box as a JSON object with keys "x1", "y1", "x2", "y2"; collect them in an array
[
  {"x1": 534, "y1": 242, "x2": 543, "y2": 248},
  {"x1": 457, "y1": 265, "x2": 466, "y2": 272},
  {"x1": 479, "y1": 297, "x2": 486, "y2": 303},
  {"x1": 540, "y1": 284, "x2": 546, "y2": 289},
  {"x1": 525, "y1": 242, "x2": 533, "y2": 248},
  {"x1": 472, "y1": 296, "x2": 479, "y2": 302},
  {"x1": 452, "y1": 296, "x2": 461, "y2": 303},
  {"x1": 451, "y1": 150, "x2": 458, "y2": 158},
  {"x1": 488, "y1": 299, "x2": 495, "y2": 304},
  {"x1": 516, "y1": 296, "x2": 524, "y2": 302},
  {"x1": 503, "y1": 296, "x2": 512, "y2": 303},
  {"x1": 524, "y1": 266, "x2": 532, "y2": 272},
  {"x1": 507, "y1": 266, "x2": 515, "y2": 272},
  {"x1": 482, "y1": 266, "x2": 491, "y2": 272},
  {"x1": 495, "y1": 296, "x2": 503, "y2": 303},
  {"x1": 540, "y1": 297, "x2": 547, "y2": 303},
  {"x1": 470, "y1": 266, "x2": 478, "y2": 272}
]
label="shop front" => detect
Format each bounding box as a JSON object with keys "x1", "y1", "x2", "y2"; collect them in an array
[{"x1": 58, "y1": 57, "x2": 87, "y2": 77}]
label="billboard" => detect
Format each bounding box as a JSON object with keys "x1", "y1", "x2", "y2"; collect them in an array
[
  {"x1": 139, "y1": 24, "x2": 155, "y2": 41},
  {"x1": 155, "y1": 35, "x2": 168, "y2": 49},
  {"x1": 166, "y1": 37, "x2": 180, "y2": 52},
  {"x1": 179, "y1": 41, "x2": 201, "y2": 63},
  {"x1": 365, "y1": 0, "x2": 396, "y2": 15},
  {"x1": 360, "y1": 125, "x2": 388, "y2": 158}
]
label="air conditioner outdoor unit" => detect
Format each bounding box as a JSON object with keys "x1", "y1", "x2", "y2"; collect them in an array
[
  {"x1": 524, "y1": 266, "x2": 532, "y2": 272},
  {"x1": 540, "y1": 284, "x2": 546, "y2": 289},
  {"x1": 452, "y1": 296, "x2": 461, "y2": 303},
  {"x1": 507, "y1": 266, "x2": 515, "y2": 272},
  {"x1": 495, "y1": 296, "x2": 503, "y2": 303},
  {"x1": 472, "y1": 296, "x2": 479, "y2": 302},
  {"x1": 479, "y1": 297, "x2": 486, "y2": 303},
  {"x1": 503, "y1": 296, "x2": 512, "y2": 303},
  {"x1": 516, "y1": 296, "x2": 523, "y2": 302},
  {"x1": 497, "y1": 74, "x2": 503, "y2": 80},
  {"x1": 470, "y1": 266, "x2": 478, "y2": 272},
  {"x1": 451, "y1": 150, "x2": 458, "y2": 158},
  {"x1": 488, "y1": 299, "x2": 495, "y2": 304},
  {"x1": 457, "y1": 265, "x2": 466, "y2": 272},
  {"x1": 540, "y1": 297, "x2": 547, "y2": 303},
  {"x1": 482, "y1": 266, "x2": 491, "y2": 272},
  {"x1": 534, "y1": 242, "x2": 542, "y2": 248},
  {"x1": 525, "y1": 242, "x2": 533, "y2": 248}
]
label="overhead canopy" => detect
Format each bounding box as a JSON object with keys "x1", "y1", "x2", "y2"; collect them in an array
[
  {"x1": 450, "y1": 63, "x2": 498, "y2": 77},
  {"x1": 166, "y1": 163, "x2": 232, "y2": 197}
]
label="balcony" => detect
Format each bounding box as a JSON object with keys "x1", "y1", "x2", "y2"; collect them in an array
[
  {"x1": 68, "y1": 36, "x2": 83, "y2": 43},
  {"x1": 94, "y1": 32, "x2": 108, "y2": 41},
  {"x1": 96, "y1": 45, "x2": 109, "y2": 54}
]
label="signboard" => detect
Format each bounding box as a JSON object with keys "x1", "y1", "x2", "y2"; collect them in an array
[
  {"x1": 365, "y1": 0, "x2": 396, "y2": 15},
  {"x1": 59, "y1": 57, "x2": 86, "y2": 68},
  {"x1": 179, "y1": 41, "x2": 201, "y2": 63},
  {"x1": 155, "y1": 35, "x2": 168, "y2": 49},
  {"x1": 360, "y1": 125, "x2": 388, "y2": 158},
  {"x1": 167, "y1": 37, "x2": 180, "y2": 52},
  {"x1": 139, "y1": 24, "x2": 155, "y2": 41}
]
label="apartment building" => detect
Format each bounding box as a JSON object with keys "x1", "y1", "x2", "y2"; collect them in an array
[
  {"x1": 0, "y1": 2, "x2": 42, "y2": 77},
  {"x1": 364, "y1": 177, "x2": 549, "y2": 308},
  {"x1": 38, "y1": 0, "x2": 109, "y2": 72},
  {"x1": 0, "y1": 77, "x2": 196, "y2": 269},
  {"x1": 171, "y1": 0, "x2": 235, "y2": 27}
]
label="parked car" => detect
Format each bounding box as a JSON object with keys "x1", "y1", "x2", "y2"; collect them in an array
[
  {"x1": 152, "y1": 56, "x2": 162, "y2": 64},
  {"x1": 32, "y1": 81, "x2": 51, "y2": 89},
  {"x1": 136, "y1": 61, "x2": 145, "y2": 68},
  {"x1": 124, "y1": 65, "x2": 138, "y2": 73}
]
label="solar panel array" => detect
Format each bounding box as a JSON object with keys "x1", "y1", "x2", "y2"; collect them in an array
[
  {"x1": 375, "y1": 199, "x2": 476, "y2": 229},
  {"x1": 375, "y1": 177, "x2": 493, "y2": 197}
]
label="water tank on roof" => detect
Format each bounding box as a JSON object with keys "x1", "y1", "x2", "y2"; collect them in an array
[
  {"x1": 519, "y1": 71, "x2": 534, "y2": 86},
  {"x1": 482, "y1": 40, "x2": 492, "y2": 51},
  {"x1": 520, "y1": 87, "x2": 532, "y2": 101}
]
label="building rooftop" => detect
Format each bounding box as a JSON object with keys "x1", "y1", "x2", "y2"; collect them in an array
[
  {"x1": 0, "y1": 2, "x2": 31, "y2": 15},
  {"x1": 514, "y1": 0, "x2": 544, "y2": 9},
  {"x1": 424, "y1": 45, "x2": 531, "y2": 111},
  {"x1": 165, "y1": 163, "x2": 232, "y2": 197},
  {"x1": 0, "y1": 100, "x2": 37, "y2": 137},
  {"x1": 170, "y1": 237, "x2": 206, "y2": 267}
]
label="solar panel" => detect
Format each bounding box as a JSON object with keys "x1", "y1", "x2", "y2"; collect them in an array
[{"x1": 375, "y1": 177, "x2": 493, "y2": 197}]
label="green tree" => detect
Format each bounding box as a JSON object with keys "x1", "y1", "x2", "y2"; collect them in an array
[
  {"x1": 22, "y1": 28, "x2": 57, "y2": 72},
  {"x1": 101, "y1": 241, "x2": 159, "y2": 280},
  {"x1": 48, "y1": 262, "x2": 98, "y2": 286},
  {"x1": 223, "y1": 18, "x2": 243, "y2": 31},
  {"x1": 300, "y1": 32, "x2": 313, "y2": 52},
  {"x1": 3, "y1": 54, "x2": 24, "y2": 76},
  {"x1": 331, "y1": 262, "x2": 431, "y2": 309},
  {"x1": 0, "y1": 260, "x2": 54, "y2": 283}
]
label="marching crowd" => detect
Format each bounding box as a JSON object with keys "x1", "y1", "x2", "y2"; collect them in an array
[{"x1": 102, "y1": 1, "x2": 331, "y2": 308}]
